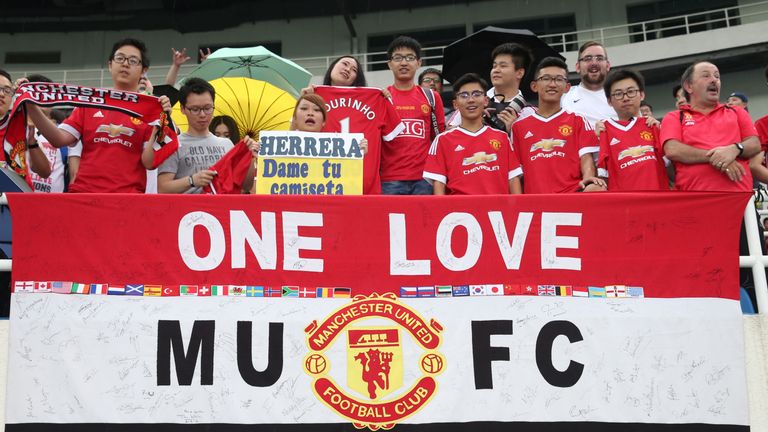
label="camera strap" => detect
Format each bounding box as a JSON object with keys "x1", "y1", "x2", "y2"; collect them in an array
[{"x1": 420, "y1": 87, "x2": 440, "y2": 141}]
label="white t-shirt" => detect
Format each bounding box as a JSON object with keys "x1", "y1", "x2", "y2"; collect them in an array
[
  {"x1": 561, "y1": 84, "x2": 617, "y2": 128},
  {"x1": 27, "y1": 134, "x2": 65, "y2": 193}
]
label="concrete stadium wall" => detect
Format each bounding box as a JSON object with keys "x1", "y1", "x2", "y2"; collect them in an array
[{"x1": 1, "y1": 316, "x2": 768, "y2": 430}]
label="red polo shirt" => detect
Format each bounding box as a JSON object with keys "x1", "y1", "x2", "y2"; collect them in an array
[{"x1": 660, "y1": 104, "x2": 757, "y2": 192}]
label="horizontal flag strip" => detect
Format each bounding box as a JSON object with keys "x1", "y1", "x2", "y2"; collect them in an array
[
  {"x1": 11, "y1": 282, "x2": 644, "y2": 299},
  {"x1": 3, "y1": 422, "x2": 750, "y2": 432}
]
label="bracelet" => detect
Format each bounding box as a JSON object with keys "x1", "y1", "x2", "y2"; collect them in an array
[
  {"x1": 27, "y1": 143, "x2": 39, "y2": 149},
  {"x1": 188, "y1": 175, "x2": 195, "y2": 187}
]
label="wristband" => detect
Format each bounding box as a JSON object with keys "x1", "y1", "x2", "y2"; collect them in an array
[
  {"x1": 188, "y1": 175, "x2": 195, "y2": 187},
  {"x1": 27, "y1": 143, "x2": 39, "y2": 149},
  {"x1": 735, "y1": 143, "x2": 744, "y2": 157}
]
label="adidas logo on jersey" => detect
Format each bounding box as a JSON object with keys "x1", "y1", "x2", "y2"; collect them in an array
[
  {"x1": 455, "y1": 145, "x2": 465, "y2": 151},
  {"x1": 93, "y1": 111, "x2": 104, "y2": 118},
  {"x1": 610, "y1": 137, "x2": 621, "y2": 145},
  {"x1": 524, "y1": 131, "x2": 533, "y2": 139}
]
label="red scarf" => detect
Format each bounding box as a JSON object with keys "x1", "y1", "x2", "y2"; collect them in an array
[
  {"x1": 203, "y1": 139, "x2": 253, "y2": 194},
  {"x1": 2, "y1": 82, "x2": 179, "y2": 182}
]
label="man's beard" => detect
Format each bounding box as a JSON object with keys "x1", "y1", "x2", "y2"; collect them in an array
[{"x1": 581, "y1": 70, "x2": 606, "y2": 86}]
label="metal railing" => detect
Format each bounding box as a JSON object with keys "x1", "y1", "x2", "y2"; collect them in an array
[{"x1": 8, "y1": 1, "x2": 768, "y2": 86}]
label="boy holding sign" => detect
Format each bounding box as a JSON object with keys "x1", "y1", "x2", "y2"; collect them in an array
[{"x1": 423, "y1": 73, "x2": 522, "y2": 195}]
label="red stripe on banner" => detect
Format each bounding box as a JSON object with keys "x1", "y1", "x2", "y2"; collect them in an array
[{"x1": 6, "y1": 192, "x2": 749, "y2": 299}]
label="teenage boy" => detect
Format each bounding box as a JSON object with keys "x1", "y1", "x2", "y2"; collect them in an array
[
  {"x1": 511, "y1": 57, "x2": 600, "y2": 194},
  {"x1": 594, "y1": 69, "x2": 668, "y2": 191},
  {"x1": 381, "y1": 36, "x2": 445, "y2": 195},
  {"x1": 26, "y1": 38, "x2": 172, "y2": 193},
  {"x1": 423, "y1": 73, "x2": 521, "y2": 195},
  {"x1": 158, "y1": 78, "x2": 257, "y2": 193}
]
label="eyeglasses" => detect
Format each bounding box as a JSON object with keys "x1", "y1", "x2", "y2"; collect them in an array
[
  {"x1": 455, "y1": 90, "x2": 485, "y2": 100},
  {"x1": 391, "y1": 54, "x2": 418, "y2": 63},
  {"x1": 610, "y1": 88, "x2": 640, "y2": 100},
  {"x1": 0, "y1": 86, "x2": 13, "y2": 96},
  {"x1": 535, "y1": 75, "x2": 568, "y2": 85},
  {"x1": 185, "y1": 105, "x2": 215, "y2": 115},
  {"x1": 578, "y1": 55, "x2": 607, "y2": 63},
  {"x1": 112, "y1": 54, "x2": 143, "y2": 67},
  {"x1": 421, "y1": 77, "x2": 441, "y2": 84}
]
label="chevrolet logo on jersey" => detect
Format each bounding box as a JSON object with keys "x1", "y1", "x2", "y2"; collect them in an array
[
  {"x1": 462, "y1": 152, "x2": 497, "y2": 165},
  {"x1": 618, "y1": 145, "x2": 655, "y2": 160},
  {"x1": 96, "y1": 123, "x2": 135, "y2": 138},
  {"x1": 530, "y1": 139, "x2": 566, "y2": 152}
]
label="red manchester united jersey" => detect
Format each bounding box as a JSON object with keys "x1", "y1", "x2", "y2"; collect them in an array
[
  {"x1": 423, "y1": 126, "x2": 521, "y2": 195},
  {"x1": 598, "y1": 118, "x2": 668, "y2": 191},
  {"x1": 511, "y1": 109, "x2": 598, "y2": 194},
  {"x1": 381, "y1": 85, "x2": 445, "y2": 181},
  {"x1": 315, "y1": 86, "x2": 404, "y2": 194},
  {"x1": 60, "y1": 107, "x2": 155, "y2": 193}
]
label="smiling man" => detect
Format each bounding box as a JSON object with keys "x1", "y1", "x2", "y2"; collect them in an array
[
  {"x1": 661, "y1": 61, "x2": 760, "y2": 192},
  {"x1": 561, "y1": 41, "x2": 617, "y2": 128},
  {"x1": 381, "y1": 36, "x2": 445, "y2": 195}
]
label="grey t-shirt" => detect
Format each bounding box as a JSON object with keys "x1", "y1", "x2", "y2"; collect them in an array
[{"x1": 158, "y1": 132, "x2": 233, "y2": 193}]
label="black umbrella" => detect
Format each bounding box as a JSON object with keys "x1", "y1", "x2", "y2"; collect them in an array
[{"x1": 442, "y1": 27, "x2": 565, "y2": 100}]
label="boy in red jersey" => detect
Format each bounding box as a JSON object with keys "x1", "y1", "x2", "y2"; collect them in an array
[
  {"x1": 381, "y1": 36, "x2": 445, "y2": 195},
  {"x1": 511, "y1": 57, "x2": 600, "y2": 194},
  {"x1": 594, "y1": 69, "x2": 668, "y2": 191},
  {"x1": 423, "y1": 73, "x2": 521, "y2": 195}
]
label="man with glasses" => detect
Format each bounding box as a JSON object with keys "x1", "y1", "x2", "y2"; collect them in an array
[
  {"x1": 561, "y1": 41, "x2": 617, "y2": 128},
  {"x1": 419, "y1": 68, "x2": 444, "y2": 93},
  {"x1": 158, "y1": 78, "x2": 256, "y2": 194},
  {"x1": 381, "y1": 36, "x2": 445, "y2": 195},
  {"x1": 593, "y1": 70, "x2": 668, "y2": 191},
  {"x1": 423, "y1": 73, "x2": 521, "y2": 195},
  {"x1": 511, "y1": 57, "x2": 600, "y2": 194},
  {"x1": 26, "y1": 38, "x2": 172, "y2": 193}
]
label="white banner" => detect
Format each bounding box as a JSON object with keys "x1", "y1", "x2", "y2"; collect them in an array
[{"x1": 6, "y1": 293, "x2": 748, "y2": 430}]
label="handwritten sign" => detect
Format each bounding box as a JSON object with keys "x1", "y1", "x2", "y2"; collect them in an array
[{"x1": 256, "y1": 131, "x2": 364, "y2": 195}]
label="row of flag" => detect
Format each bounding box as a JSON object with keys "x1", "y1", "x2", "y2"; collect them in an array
[
  {"x1": 399, "y1": 284, "x2": 644, "y2": 298},
  {"x1": 12, "y1": 281, "x2": 352, "y2": 298}
]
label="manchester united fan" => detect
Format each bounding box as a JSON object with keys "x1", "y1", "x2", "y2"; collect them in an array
[
  {"x1": 381, "y1": 36, "x2": 445, "y2": 195},
  {"x1": 423, "y1": 73, "x2": 521, "y2": 195},
  {"x1": 26, "y1": 38, "x2": 172, "y2": 193},
  {"x1": 157, "y1": 78, "x2": 257, "y2": 194},
  {"x1": 593, "y1": 69, "x2": 668, "y2": 191},
  {"x1": 672, "y1": 84, "x2": 687, "y2": 109},
  {"x1": 419, "y1": 68, "x2": 444, "y2": 93},
  {"x1": 511, "y1": 57, "x2": 600, "y2": 194},
  {"x1": 661, "y1": 61, "x2": 759, "y2": 192},
  {"x1": 561, "y1": 41, "x2": 617, "y2": 128},
  {"x1": 447, "y1": 43, "x2": 536, "y2": 132}
]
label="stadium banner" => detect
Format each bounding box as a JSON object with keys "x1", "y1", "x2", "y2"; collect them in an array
[
  {"x1": 5, "y1": 193, "x2": 751, "y2": 431},
  {"x1": 256, "y1": 131, "x2": 365, "y2": 195}
]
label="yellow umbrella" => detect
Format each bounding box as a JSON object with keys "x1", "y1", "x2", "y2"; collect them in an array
[{"x1": 171, "y1": 77, "x2": 296, "y2": 137}]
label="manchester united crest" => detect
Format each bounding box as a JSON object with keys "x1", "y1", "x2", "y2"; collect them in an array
[
  {"x1": 304, "y1": 293, "x2": 445, "y2": 430},
  {"x1": 130, "y1": 116, "x2": 143, "y2": 125},
  {"x1": 639, "y1": 130, "x2": 654, "y2": 142},
  {"x1": 489, "y1": 139, "x2": 502, "y2": 151},
  {"x1": 420, "y1": 104, "x2": 430, "y2": 114},
  {"x1": 558, "y1": 124, "x2": 573, "y2": 136}
]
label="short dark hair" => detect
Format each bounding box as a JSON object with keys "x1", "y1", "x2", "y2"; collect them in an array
[
  {"x1": 640, "y1": 100, "x2": 653, "y2": 110},
  {"x1": 418, "y1": 68, "x2": 442, "y2": 85},
  {"x1": 491, "y1": 43, "x2": 533, "y2": 72},
  {"x1": 109, "y1": 38, "x2": 150, "y2": 68},
  {"x1": 322, "y1": 56, "x2": 367, "y2": 87},
  {"x1": 680, "y1": 61, "x2": 710, "y2": 102},
  {"x1": 577, "y1": 41, "x2": 607, "y2": 59},
  {"x1": 603, "y1": 69, "x2": 645, "y2": 99},
  {"x1": 26, "y1": 74, "x2": 52, "y2": 83},
  {"x1": 452, "y1": 73, "x2": 489, "y2": 97},
  {"x1": 534, "y1": 56, "x2": 568, "y2": 78},
  {"x1": 672, "y1": 84, "x2": 683, "y2": 98},
  {"x1": 179, "y1": 77, "x2": 215, "y2": 106},
  {"x1": 387, "y1": 36, "x2": 422, "y2": 59},
  {"x1": 209, "y1": 115, "x2": 241, "y2": 143},
  {"x1": 0, "y1": 69, "x2": 11, "y2": 84}
]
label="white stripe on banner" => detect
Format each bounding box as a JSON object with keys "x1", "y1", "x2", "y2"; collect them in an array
[{"x1": 6, "y1": 294, "x2": 748, "y2": 428}]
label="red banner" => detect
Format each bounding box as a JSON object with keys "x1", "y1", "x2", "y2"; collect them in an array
[{"x1": 7, "y1": 192, "x2": 749, "y2": 299}]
